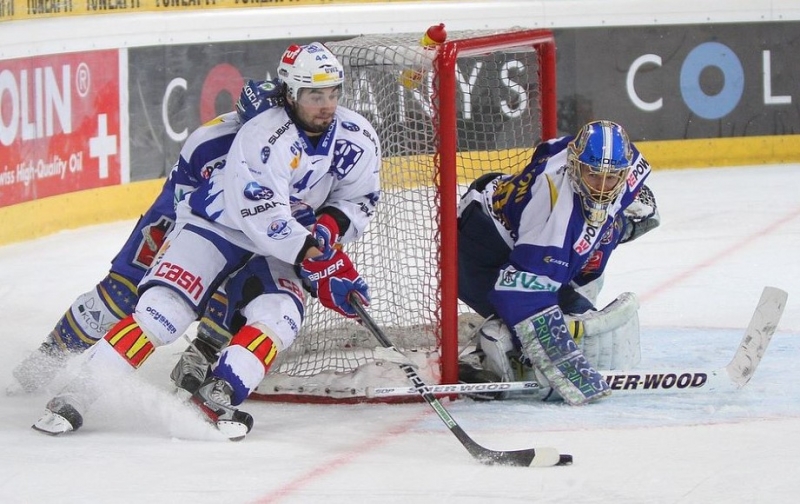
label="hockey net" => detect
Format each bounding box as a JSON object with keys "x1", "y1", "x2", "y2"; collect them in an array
[{"x1": 252, "y1": 28, "x2": 557, "y2": 402}]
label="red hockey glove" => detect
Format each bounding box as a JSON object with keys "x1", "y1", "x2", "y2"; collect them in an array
[
  {"x1": 311, "y1": 213, "x2": 340, "y2": 260},
  {"x1": 300, "y1": 249, "x2": 369, "y2": 318}
]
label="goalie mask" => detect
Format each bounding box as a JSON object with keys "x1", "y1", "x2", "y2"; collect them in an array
[
  {"x1": 567, "y1": 120, "x2": 633, "y2": 226},
  {"x1": 277, "y1": 42, "x2": 345, "y2": 102}
]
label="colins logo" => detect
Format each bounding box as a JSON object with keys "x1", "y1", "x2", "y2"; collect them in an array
[{"x1": 243, "y1": 181, "x2": 274, "y2": 201}]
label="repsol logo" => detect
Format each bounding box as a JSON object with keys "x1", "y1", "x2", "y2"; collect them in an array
[
  {"x1": 574, "y1": 223, "x2": 600, "y2": 254},
  {"x1": 240, "y1": 200, "x2": 285, "y2": 217},
  {"x1": 626, "y1": 157, "x2": 650, "y2": 188},
  {"x1": 605, "y1": 372, "x2": 708, "y2": 390},
  {"x1": 154, "y1": 262, "x2": 204, "y2": 301}
]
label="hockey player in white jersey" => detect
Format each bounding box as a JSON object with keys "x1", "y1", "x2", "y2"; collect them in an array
[
  {"x1": 33, "y1": 42, "x2": 381, "y2": 440},
  {"x1": 10, "y1": 79, "x2": 283, "y2": 395},
  {"x1": 457, "y1": 120, "x2": 657, "y2": 405}
]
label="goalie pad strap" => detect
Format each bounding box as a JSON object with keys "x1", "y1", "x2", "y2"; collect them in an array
[{"x1": 514, "y1": 305, "x2": 611, "y2": 405}]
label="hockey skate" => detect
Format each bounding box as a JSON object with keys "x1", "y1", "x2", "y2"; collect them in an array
[
  {"x1": 10, "y1": 337, "x2": 71, "y2": 394},
  {"x1": 170, "y1": 339, "x2": 218, "y2": 398},
  {"x1": 32, "y1": 396, "x2": 84, "y2": 435},
  {"x1": 190, "y1": 376, "x2": 253, "y2": 441}
]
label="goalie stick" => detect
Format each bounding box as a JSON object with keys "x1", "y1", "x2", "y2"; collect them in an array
[
  {"x1": 349, "y1": 295, "x2": 572, "y2": 467},
  {"x1": 367, "y1": 286, "x2": 788, "y2": 399}
]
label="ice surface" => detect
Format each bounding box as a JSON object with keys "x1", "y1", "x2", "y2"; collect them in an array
[{"x1": 1, "y1": 164, "x2": 798, "y2": 503}]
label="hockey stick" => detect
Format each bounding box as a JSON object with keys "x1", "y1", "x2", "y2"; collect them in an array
[
  {"x1": 349, "y1": 295, "x2": 572, "y2": 467},
  {"x1": 367, "y1": 286, "x2": 788, "y2": 399}
]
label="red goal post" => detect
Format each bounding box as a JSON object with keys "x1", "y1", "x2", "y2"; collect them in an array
[{"x1": 252, "y1": 28, "x2": 557, "y2": 403}]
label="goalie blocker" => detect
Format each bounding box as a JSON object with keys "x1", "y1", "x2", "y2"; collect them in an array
[{"x1": 467, "y1": 292, "x2": 640, "y2": 403}]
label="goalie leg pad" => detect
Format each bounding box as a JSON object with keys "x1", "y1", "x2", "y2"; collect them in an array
[
  {"x1": 478, "y1": 319, "x2": 517, "y2": 383},
  {"x1": 514, "y1": 305, "x2": 611, "y2": 405},
  {"x1": 567, "y1": 292, "x2": 641, "y2": 370}
]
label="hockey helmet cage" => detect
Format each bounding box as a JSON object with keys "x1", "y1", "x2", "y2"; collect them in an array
[{"x1": 277, "y1": 42, "x2": 345, "y2": 101}]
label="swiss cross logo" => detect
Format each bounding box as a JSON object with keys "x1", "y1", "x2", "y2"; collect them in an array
[{"x1": 282, "y1": 45, "x2": 302, "y2": 64}]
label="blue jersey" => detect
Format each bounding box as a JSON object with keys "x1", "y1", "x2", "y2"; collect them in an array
[
  {"x1": 463, "y1": 135, "x2": 651, "y2": 327},
  {"x1": 109, "y1": 112, "x2": 242, "y2": 282}
]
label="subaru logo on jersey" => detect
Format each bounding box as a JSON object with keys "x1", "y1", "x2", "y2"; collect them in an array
[
  {"x1": 243, "y1": 181, "x2": 275, "y2": 201},
  {"x1": 261, "y1": 146, "x2": 271, "y2": 164},
  {"x1": 341, "y1": 121, "x2": 360, "y2": 132},
  {"x1": 330, "y1": 140, "x2": 363, "y2": 180},
  {"x1": 267, "y1": 219, "x2": 292, "y2": 240}
]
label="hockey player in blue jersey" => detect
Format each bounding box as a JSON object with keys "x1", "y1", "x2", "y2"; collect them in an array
[
  {"x1": 33, "y1": 42, "x2": 380, "y2": 440},
  {"x1": 457, "y1": 120, "x2": 659, "y2": 405},
  {"x1": 11, "y1": 79, "x2": 284, "y2": 395}
]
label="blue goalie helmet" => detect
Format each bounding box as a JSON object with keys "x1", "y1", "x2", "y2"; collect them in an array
[{"x1": 567, "y1": 120, "x2": 633, "y2": 225}]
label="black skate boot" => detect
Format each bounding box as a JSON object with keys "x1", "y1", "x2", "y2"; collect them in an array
[
  {"x1": 170, "y1": 338, "x2": 219, "y2": 397},
  {"x1": 32, "y1": 396, "x2": 84, "y2": 435},
  {"x1": 191, "y1": 376, "x2": 253, "y2": 441}
]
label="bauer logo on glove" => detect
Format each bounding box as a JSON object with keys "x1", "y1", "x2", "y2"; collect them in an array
[
  {"x1": 304, "y1": 257, "x2": 346, "y2": 282},
  {"x1": 300, "y1": 249, "x2": 370, "y2": 318}
]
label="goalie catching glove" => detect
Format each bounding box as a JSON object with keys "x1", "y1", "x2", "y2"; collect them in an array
[
  {"x1": 620, "y1": 184, "x2": 660, "y2": 244},
  {"x1": 300, "y1": 247, "x2": 369, "y2": 319}
]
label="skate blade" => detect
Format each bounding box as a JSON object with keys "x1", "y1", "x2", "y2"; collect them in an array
[
  {"x1": 32, "y1": 409, "x2": 75, "y2": 436},
  {"x1": 216, "y1": 420, "x2": 249, "y2": 441}
]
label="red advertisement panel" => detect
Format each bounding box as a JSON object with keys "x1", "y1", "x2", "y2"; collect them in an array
[{"x1": 0, "y1": 50, "x2": 121, "y2": 207}]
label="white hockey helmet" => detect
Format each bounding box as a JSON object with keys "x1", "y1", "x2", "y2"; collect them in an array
[{"x1": 277, "y1": 42, "x2": 345, "y2": 102}]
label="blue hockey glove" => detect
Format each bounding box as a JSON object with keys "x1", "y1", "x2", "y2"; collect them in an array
[{"x1": 236, "y1": 78, "x2": 284, "y2": 122}]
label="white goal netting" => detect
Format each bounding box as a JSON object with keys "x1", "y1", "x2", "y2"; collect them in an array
[{"x1": 254, "y1": 28, "x2": 554, "y2": 402}]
